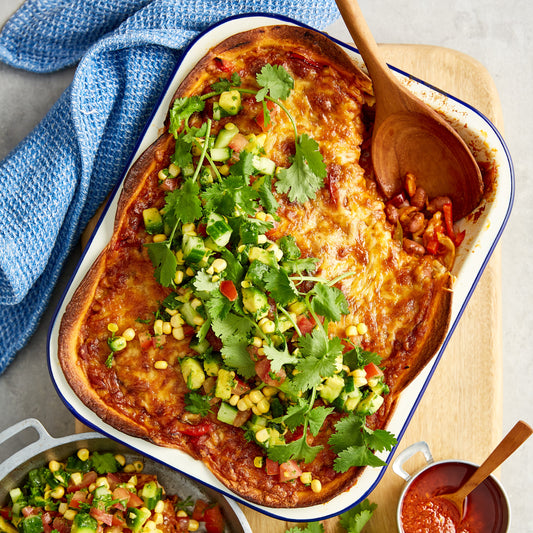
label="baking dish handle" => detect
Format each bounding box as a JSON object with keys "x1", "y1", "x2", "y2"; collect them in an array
[
  {"x1": 391, "y1": 440, "x2": 434, "y2": 482},
  {"x1": 0, "y1": 418, "x2": 60, "y2": 475}
]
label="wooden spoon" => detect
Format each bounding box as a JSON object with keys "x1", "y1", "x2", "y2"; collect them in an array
[
  {"x1": 440, "y1": 420, "x2": 533, "y2": 517},
  {"x1": 334, "y1": 0, "x2": 484, "y2": 220}
]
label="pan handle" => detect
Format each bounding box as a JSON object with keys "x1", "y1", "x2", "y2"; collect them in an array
[{"x1": 391, "y1": 440, "x2": 434, "y2": 482}]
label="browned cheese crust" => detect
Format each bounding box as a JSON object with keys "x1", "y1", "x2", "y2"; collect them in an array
[{"x1": 58, "y1": 25, "x2": 452, "y2": 508}]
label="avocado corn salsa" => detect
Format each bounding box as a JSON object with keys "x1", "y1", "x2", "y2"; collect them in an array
[
  {"x1": 0, "y1": 450, "x2": 225, "y2": 533},
  {"x1": 103, "y1": 63, "x2": 397, "y2": 486}
]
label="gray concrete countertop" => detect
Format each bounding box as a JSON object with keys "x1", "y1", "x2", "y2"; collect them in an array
[{"x1": 1, "y1": 1, "x2": 531, "y2": 530}]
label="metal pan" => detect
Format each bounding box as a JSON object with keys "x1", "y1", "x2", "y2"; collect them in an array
[{"x1": 0, "y1": 418, "x2": 251, "y2": 533}]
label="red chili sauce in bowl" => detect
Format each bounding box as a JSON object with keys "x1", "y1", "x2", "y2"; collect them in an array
[{"x1": 400, "y1": 462, "x2": 509, "y2": 533}]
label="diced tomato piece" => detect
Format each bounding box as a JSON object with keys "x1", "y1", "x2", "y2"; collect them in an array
[
  {"x1": 220, "y1": 280, "x2": 238, "y2": 302},
  {"x1": 196, "y1": 223, "x2": 207, "y2": 237},
  {"x1": 138, "y1": 331, "x2": 154, "y2": 350},
  {"x1": 0, "y1": 508, "x2": 11, "y2": 520},
  {"x1": 364, "y1": 362, "x2": 384, "y2": 379},
  {"x1": 231, "y1": 377, "x2": 250, "y2": 395},
  {"x1": 160, "y1": 178, "x2": 178, "y2": 191},
  {"x1": 111, "y1": 512, "x2": 126, "y2": 528},
  {"x1": 265, "y1": 458, "x2": 280, "y2": 476},
  {"x1": 51, "y1": 517, "x2": 70, "y2": 533},
  {"x1": 279, "y1": 460, "x2": 302, "y2": 483},
  {"x1": 22, "y1": 506, "x2": 36, "y2": 517},
  {"x1": 177, "y1": 421, "x2": 213, "y2": 437},
  {"x1": 126, "y1": 491, "x2": 144, "y2": 508},
  {"x1": 227, "y1": 133, "x2": 248, "y2": 153},
  {"x1": 296, "y1": 315, "x2": 317, "y2": 335},
  {"x1": 192, "y1": 499, "x2": 209, "y2": 521},
  {"x1": 255, "y1": 357, "x2": 286, "y2": 387},
  {"x1": 255, "y1": 100, "x2": 276, "y2": 131},
  {"x1": 69, "y1": 490, "x2": 87, "y2": 507},
  {"x1": 90, "y1": 507, "x2": 114, "y2": 526},
  {"x1": 204, "y1": 504, "x2": 225, "y2": 533},
  {"x1": 111, "y1": 487, "x2": 130, "y2": 511}
]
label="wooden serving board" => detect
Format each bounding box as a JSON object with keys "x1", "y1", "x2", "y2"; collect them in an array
[{"x1": 78, "y1": 44, "x2": 504, "y2": 533}]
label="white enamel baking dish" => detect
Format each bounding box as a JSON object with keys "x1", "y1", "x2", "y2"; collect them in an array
[{"x1": 47, "y1": 13, "x2": 514, "y2": 522}]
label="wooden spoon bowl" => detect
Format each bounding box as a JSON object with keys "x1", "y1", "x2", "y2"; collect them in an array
[{"x1": 335, "y1": 0, "x2": 484, "y2": 221}]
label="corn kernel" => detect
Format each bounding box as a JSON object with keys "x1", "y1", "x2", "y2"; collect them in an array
[
  {"x1": 188, "y1": 519, "x2": 200, "y2": 532},
  {"x1": 262, "y1": 386, "x2": 277, "y2": 397},
  {"x1": 114, "y1": 454, "x2": 126, "y2": 466},
  {"x1": 63, "y1": 510, "x2": 77, "y2": 521},
  {"x1": 219, "y1": 164, "x2": 230, "y2": 176},
  {"x1": 192, "y1": 315, "x2": 204, "y2": 326},
  {"x1": 174, "y1": 270, "x2": 184, "y2": 285},
  {"x1": 256, "y1": 398, "x2": 270, "y2": 414},
  {"x1": 211, "y1": 258, "x2": 227, "y2": 273},
  {"x1": 177, "y1": 510, "x2": 188, "y2": 518},
  {"x1": 356, "y1": 322, "x2": 368, "y2": 335},
  {"x1": 154, "y1": 319, "x2": 164, "y2": 336},
  {"x1": 249, "y1": 390, "x2": 264, "y2": 404},
  {"x1": 168, "y1": 163, "x2": 180, "y2": 177},
  {"x1": 300, "y1": 472, "x2": 312, "y2": 485},
  {"x1": 182, "y1": 223, "x2": 196, "y2": 234},
  {"x1": 123, "y1": 463, "x2": 136, "y2": 473},
  {"x1": 144, "y1": 521, "x2": 157, "y2": 531},
  {"x1": 206, "y1": 265, "x2": 215, "y2": 275},
  {"x1": 211, "y1": 275, "x2": 220, "y2": 282},
  {"x1": 345, "y1": 325, "x2": 358, "y2": 337},
  {"x1": 127, "y1": 476, "x2": 138, "y2": 485},
  {"x1": 257, "y1": 347, "x2": 265, "y2": 356},
  {"x1": 229, "y1": 394, "x2": 240, "y2": 406},
  {"x1": 311, "y1": 479, "x2": 322, "y2": 493},
  {"x1": 170, "y1": 313, "x2": 184, "y2": 328},
  {"x1": 162, "y1": 321, "x2": 172, "y2": 335},
  {"x1": 251, "y1": 405, "x2": 261, "y2": 416},
  {"x1": 172, "y1": 327, "x2": 185, "y2": 340},
  {"x1": 237, "y1": 398, "x2": 250, "y2": 412},
  {"x1": 122, "y1": 328, "x2": 135, "y2": 341},
  {"x1": 257, "y1": 234, "x2": 268, "y2": 244},
  {"x1": 158, "y1": 169, "x2": 168, "y2": 180},
  {"x1": 49, "y1": 460, "x2": 62, "y2": 472},
  {"x1": 255, "y1": 211, "x2": 267, "y2": 221},
  {"x1": 258, "y1": 318, "x2": 275, "y2": 334},
  {"x1": 154, "y1": 513, "x2": 164, "y2": 525},
  {"x1": 241, "y1": 279, "x2": 252, "y2": 288},
  {"x1": 133, "y1": 461, "x2": 144, "y2": 473},
  {"x1": 70, "y1": 472, "x2": 83, "y2": 486},
  {"x1": 154, "y1": 500, "x2": 165, "y2": 515},
  {"x1": 154, "y1": 360, "x2": 168, "y2": 370},
  {"x1": 96, "y1": 476, "x2": 110, "y2": 489},
  {"x1": 175, "y1": 250, "x2": 185, "y2": 265},
  {"x1": 254, "y1": 456, "x2": 264, "y2": 468},
  {"x1": 252, "y1": 336, "x2": 263, "y2": 347},
  {"x1": 152, "y1": 233, "x2": 167, "y2": 243},
  {"x1": 186, "y1": 267, "x2": 195, "y2": 277},
  {"x1": 255, "y1": 428, "x2": 270, "y2": 443},
  {"x1": 165, "y1": 308, "x2": 178, "y2": 316},
  {"x1": 58, "y1": 502, "x2": 68, "y2": 515},
  {"x1": 107, "y1": 323, "x2": 119, "y2": 333}
]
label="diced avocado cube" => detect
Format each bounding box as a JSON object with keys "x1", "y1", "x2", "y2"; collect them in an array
[
  {"x1": 369, "y1": 378, "x2": 390, "y2": 396},
  {"x1": 217, "y1": 402, "x2": 238, "y2": 425},
  {"x1": 252, "y1": 155, "x2": 276, "y2": 175},
  {"x1": 71, "y1": 513, "x2": 98, "y2": 533},
  {"x1": 242, "y1": 286, "x2": 269, "y2": 316},
  {"x1": 245, "y1": 260, "x2": 270, "y2": 289},
  {"x1": 142, "y1": 207, "x2": 164, "y2": 235},
  {"x1": 126, "y1": 507, "x2": 152, "y2": 533},
  {"x1": 356, "y1": 391, "x2": 384, "y2": 415},
  {"x1": 9, "y1": 488, "x2": 23, "y2": 504},
  {"x1": 203, "y1": 356, "x2": 220, "y2": 377},
  {"x1": 319, "y1": 375, "x2": 345, "y2": 403},
  {"x1": 218, "y1": 90, "x2": 241, "y2": 115},
  {"x1": 181, "y1": 358, "x2": 205, "y2": 390},
  {"x1": 140, "y1": 481, "x2": 162, "y2": 510},
  {"x1": 248, "y1": 246, "x2": 278, "y2": 267},
  {"x1": 215, "y1": 368, "x2": 235, "y2": 400}
]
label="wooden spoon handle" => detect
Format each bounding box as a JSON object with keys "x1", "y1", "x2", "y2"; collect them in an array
[
  {"x1": 334, "y1": 0, "x2": 393, "y2": 85},
  {"x1": 455, "y1": 420, "x2": 532, "y2": 500}
]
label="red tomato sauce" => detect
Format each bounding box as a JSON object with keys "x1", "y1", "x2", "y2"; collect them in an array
[{"x1": 400, "y1": 462, "x2": 508, "y2": 533}]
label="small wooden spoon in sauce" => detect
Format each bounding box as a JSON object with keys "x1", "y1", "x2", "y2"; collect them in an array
[
  {"x1": 440, "y1": 420, "x2": 532, "y2": 518},
  {"x1": 334, "y1": 0, "x2": 484, "y2": 221}
]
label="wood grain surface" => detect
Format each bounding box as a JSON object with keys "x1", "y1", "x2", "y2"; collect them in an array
[{"x1": 78, "y1": 44, "x2": 504, "y2": 533}]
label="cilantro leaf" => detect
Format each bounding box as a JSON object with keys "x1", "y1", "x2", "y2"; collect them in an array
[
  {"x1": 221, "y1": 341, "x2": 256, "y2": 379},
  {"x1": 171, "y1": 130, "x2": 193, "y2": 168},
  {"x1": 267, "y1": 435, "x2": 322, "y2": 465},
  {"x1": 256, "y1": 64, "x2": 294, "y2": 101},
  {"x1": 229, "y1": 149, "x2": 255, "y2": 178},
  {"x1": 275, "y1": 134, "x2": 326, "y2": 203},
  {"x1": 263, "y1": 344, "x2": 299, "y2": 372},
  {"x1": 364, "y1": 427, "x2": 398, "y2": 453},
  {"x1": 254, "y1": 174, "x2": 279, "y2": 214},
  {"x1": 184, "y1": 392, "x2": 212, "y2": 416},
  {"x1": 307, "y1": 406, "x2": 334, "y2": 436},
  {"x1": 205, "y1": 290, "x2": 232, "y2": 321},
  {"x1": 201, "y1": 174, "x2": 259, "y2": 217},
  {"x1": 343, "y1": 345, "x2": 382, "y2": 371},
  {"x1": 193, "y1": 270, "x2": 220, "y2": 293},
  {"x1": 264, "y1": 268, "x2": 299, "y2": 307},
  {"x1": 211, "y1": 313, "x2": 255, "y2": 343},
  {"x1": 211, "y1": 72, "x2": 241, "y2": 93},
  {"x1": 219, "y1": 249, "x2": 244, "y2": 284},
  {"x1": 334, "y1": 446, "x2": 387, "y2": 471},
  {"x1": 282, "y1": 257, "x2": 319, "y2": 275},
  {"x1": 145, "y1": 241, "x2": 177, "y2": 287},
  {"x1": 328, "y1": 414, "x2": 365, "y2": 453},
  {"x1": 164, "y1": 178, "x2": 202, "y2": 226},
  {"x1": 276, "y1": 399, "x2": 307, "y2": 430},
  {"x1": 339, "y1": 499, "x2": 378, "y2": 533},
  {"x1": 286, "y1": 522, "x2": 324, "y2": 533},
  {"x1": 169, "y1": 96, "x2": 205, "y2": 136},
  {"x1": 311, "y1": 283, "x2": 349, "y2": 322},
  {"x1": 91, "y1": 452, "x2": 119, "y2": 474}
]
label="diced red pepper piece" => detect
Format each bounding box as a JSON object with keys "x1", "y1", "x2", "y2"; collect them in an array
[
  {"x1": 192, "y1": 499, "x2": 209, "y2": 521},
  {"x1": 255, "y1": 357, "x2": 286, "y2": 387},
  {"x1": 265, "y1": 458, "x2": 280, "y2": 476},
  {"x1": 255, "y1": 100, "x2": 276, "y2": 131},
  {"x1": 177, "y1": 421, "x2": 213, "y2": 437},
  {"x1": 220, "y1": 280, "x2": 238, "y2": 301},
  {"x1": 89, "y1": 507, "x2": 114, "y2": 526},
  {"x1": 364, "y1": 362, "x2": 384, "y2": 380},
  {"x1": 204, "y1": 504, "x2": 225, "y2": 533},
  {"x1": 228, "y1": 133, "x2": 248, "y2": 153}
]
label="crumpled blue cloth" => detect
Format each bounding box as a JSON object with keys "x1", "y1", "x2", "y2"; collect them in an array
[{"x1": 0, "y1": 0, "x2": 340, "y2": 375}]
